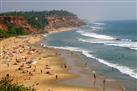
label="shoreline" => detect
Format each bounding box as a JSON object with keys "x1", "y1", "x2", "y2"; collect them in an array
[
  {"x1": 43, "y1": 27, "x2": 124, "y2": 91},
  {"x1": 47, "y1": 27, "x2": 77, "y2": 34},
  {"x1": 0, "y1": 27, "x2": 124, "y2": 91},
  {"x1": 46, "y1": 47, "x2": 123, "y2": 91}
]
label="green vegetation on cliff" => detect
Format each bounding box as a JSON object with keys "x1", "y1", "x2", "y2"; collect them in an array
[
  {"x1": 0, "y1": 18, "x2": 28, "y2": 37},
  {"x1": 0, "y1": 28, "x2": 28, "y2": 38},
  {"x1": 0, "y1": 10, "x2": 76, "y2": 30},
  {"x1": 0, "y1": 10, "x2": 76, "y2": 17},
  {"x1": 0, "y1": 10, "x2": 82, "y2": 38}
]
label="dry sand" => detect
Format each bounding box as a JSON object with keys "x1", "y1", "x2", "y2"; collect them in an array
[
  {"x1": 0, "y1": 28, "x2": 123, "y2": 91},
  {"x1": 0, "y1": 34, "x2": 97, "y2": 91},
  {"x1": 47, "y1": 27, "x2": 75, "y2": 34}
]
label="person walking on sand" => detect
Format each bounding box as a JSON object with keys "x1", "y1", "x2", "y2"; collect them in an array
[
  {"x1": 92, "y1": 71, "x2": 96, "y2": 87},
  {"x1": 55, "y1": 74, "x2": 58, "y2": 79},
  {"x1": 64, "y1": 64, "x2": 67, "y2": 68},
  {"x1": 103, "y1": 79, "x2": 106, "y2": 91},
  {"x1": 40, "y1": 69, "x2": 43, "y2": 74},
  {"x1": 122, "y1": 87, "x2": 126, "y2": 91}
]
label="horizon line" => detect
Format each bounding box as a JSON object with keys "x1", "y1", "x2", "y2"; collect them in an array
[{"x1": 1, "y1": 0, "x2": 136, "y2": 3}]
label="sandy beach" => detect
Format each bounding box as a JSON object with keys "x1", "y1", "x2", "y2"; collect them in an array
[
  {"x1": 47, "y1": 27, "x2": 76, "y2": 34},
  {"x1": 0, "y1": 28, "x2": 123, "y2": 91}
]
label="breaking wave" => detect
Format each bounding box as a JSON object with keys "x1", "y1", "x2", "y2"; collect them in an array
[
  {"x1": 78, "y1": 38, "x2": 137, "y2": 51},
  {"x1": 77, "y1": 30, "x2": 116, "y2": 40}
]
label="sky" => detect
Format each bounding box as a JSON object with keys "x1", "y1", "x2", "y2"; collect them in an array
[{"x1": 0, "y1": 0, "x2": 136, "y2": 21}]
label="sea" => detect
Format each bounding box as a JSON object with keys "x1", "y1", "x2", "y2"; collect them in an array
[{"x1": 44, "y1": 20, "x2": 137, "y2": 91}]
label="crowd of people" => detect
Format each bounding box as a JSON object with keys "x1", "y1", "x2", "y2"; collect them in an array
[{"x1": 0, "y1": 36, "x2": 68, "y2": 91}]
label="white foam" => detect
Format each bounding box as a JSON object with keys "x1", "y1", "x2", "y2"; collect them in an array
[
  {"x1": 78, "y1": 38, "x2": 137, "y2": 51},
  {"x1": 106, "y1": 42, "x2": 137, "y2": 51},
  {"x1": 93, "y1": 22, "x2": 105, "y2": 26},
  {"x1": 45, "y1": 45, "x2": 137, "y2": 79},
  {"x1": 77, "y1": 30, "x2": 115, "y2": 40},
  {"x1": 90, "y1": 27, "x2": 104, "y2": 31},
  {"x1": 48, "y1": 46, "x2": 91, "y2": 53},
  {"x1": 42, "y1": 33, "x2": 48, "y2": 38},
  {"x1": 82, "y1": 51, "x2": 137, "y2": 79},
  {"x1": 121, "y1": 39, "x2": 132, "y2": 42}
]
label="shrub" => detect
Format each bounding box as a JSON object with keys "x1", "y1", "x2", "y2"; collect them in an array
[
  {"x1": 0, "y1": 29, "x2": 9, "y2": 37},
  {"x1": 7, "y1": 26, "x2": 28, "y2": 36},
  {"x1": 0, "y1": 76, "x2": 31, "y2": 91}
]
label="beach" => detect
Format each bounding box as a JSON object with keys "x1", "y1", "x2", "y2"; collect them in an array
[{"x1": 0, "y1": 28, "x2": 123, "y2": 91}]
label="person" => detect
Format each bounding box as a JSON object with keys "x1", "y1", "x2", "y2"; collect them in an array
[
  {"x1": 93, "y1": 73, "x2": 96, "y2": 80},
  {"x1": 64, "y1": 64, "x2": 67, "y2": 68},
  {"x1": 122, "y1": 87, "x2": 126, "y2": 91},
  {"x1": 29, "y1": 71, "x2": 33, "y2": 76},
  {"x1": 45, "y1": 65, "x2": 50, "y2": 69},
  {"x1": 55, "y1": 75, "x2": 58, "y2": 79},
  {"x1": 6, "y1": 74, "x2": 9, "y2": 78},
  {"x1": 103, "y1": 79, "x2": 106, "y2": 90},
  {"x1": 92, "y1": 71, "x2": 96, "y2": 87},
  {"x1": 33, "y1": 69, "x2": 36, "y2": 72},
  {"x1": 40, "y1": 70, "x2": 43, "y2": 74},
  {"x1": 34, "y1": 65, "x2": 36, "y2": 72}
]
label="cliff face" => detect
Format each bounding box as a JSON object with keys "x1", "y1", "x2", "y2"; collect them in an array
[
  {"x1": 0, "y1": 16, "x2": 38, "y2": 33},
  {"x1": 0, "y1": 16, "x2": 84, "y2": 34},
  {"x1": 0, "y1": 22, "x2": 8, "y2": 31},
  {"x1": 0, "y1": 11, "x2": 85, "y2": 37},
  {"x1": 46, "y1": 16, "x2": 84, "y2": 29}
]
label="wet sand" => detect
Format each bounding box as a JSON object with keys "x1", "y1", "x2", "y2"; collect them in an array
[{"x1": 54, "y1": 49, "x2": 123, "y2": 91}]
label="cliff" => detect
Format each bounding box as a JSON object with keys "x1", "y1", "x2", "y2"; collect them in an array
[
  {"x1": 45, "y1": 16, "x2": 84, "y2": 32},
  {"x1": 0, "y1": 16, "x2": 38, "y2": 33},
  {"x1": 0, "y1": 10, "x2": 85, "y2": 37}
]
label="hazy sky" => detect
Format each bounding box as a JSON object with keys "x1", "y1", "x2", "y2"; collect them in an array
[{"x1": 0, "y1": 0, "x2": 136, "y2": 21}]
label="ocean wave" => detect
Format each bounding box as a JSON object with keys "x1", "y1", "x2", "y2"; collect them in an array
[
  {"x1": 78, "y1": 38, "x2": 137, "y2": 51},
  {"x1": 106, "y1": 42, "x2": 137, "y2": 51},
  {"x1": 120, "y1": 39, "x2": 132, "y2": 42},
  {"x1": 77, "y1": 30, "x2": 115, "y2": 40},
  {"x1": 47, "y1": 46, "x2": 92, "y2": 53},
  {"x1": 44, "y1": 45, "x2": 137, "y2": 79},
  {"x1": 48, "y1": 46, "x2": 83, "y2": 52},
  {"x1": 82, "y1": 51, "x2": 137, "y2": 79},
  {"x1": 81, "y1": 25, "x2": 103, "y2": 31},
  {"x1": 91, "y1": 27, "x2": 103, "y2": 31},
  {"x1": 93, "y1": 22, "x2": 105, "y2": 26}
]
